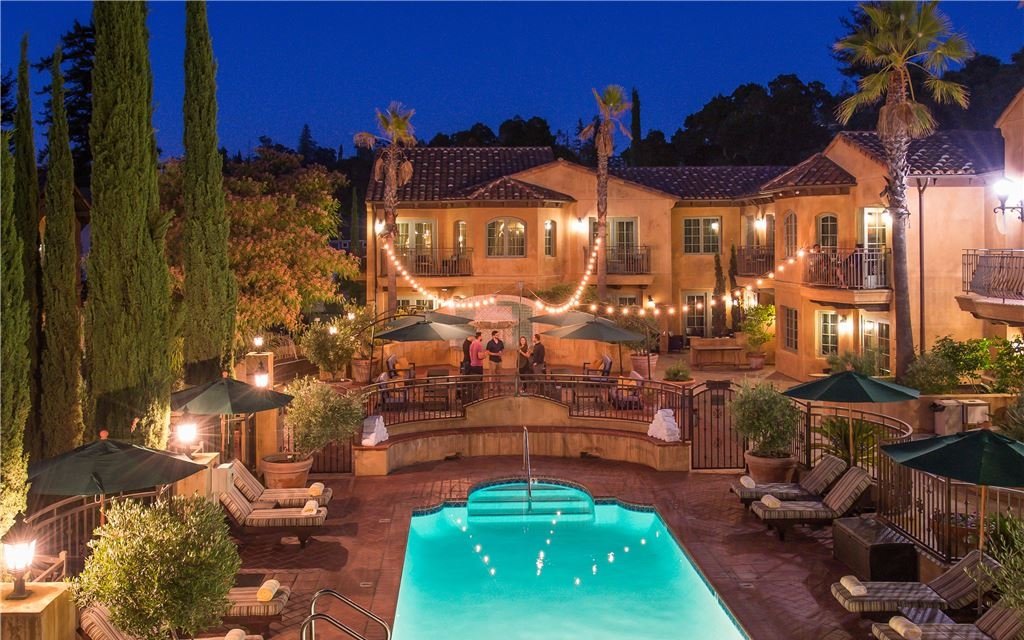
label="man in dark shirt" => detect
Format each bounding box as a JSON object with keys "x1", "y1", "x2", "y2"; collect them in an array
[
  {"x1": 485, "y1": 330, "x2": 504, "y2": 373},
  {"x1": 461, "y1": 334, "x2": 473, "y2": 374},
  {"x1": 530, "y1": 334, "x2": 546, "y2": 373}
]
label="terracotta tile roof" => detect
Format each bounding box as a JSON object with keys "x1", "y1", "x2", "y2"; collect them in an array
[
  {"x1": 838, "y1": 130, "x2": 1004, "y2": 176},
  {"x1": 761, "y1": 153, "x2": 856, "y2": 192},
  {"x1": 454, "y1": 176, "x2": 573, "y2": 202},
  {"x1": 613, "y1": 166, "x2": 789, "y2": 200},
  {"x1": 366, "y1": 146, "x2": 556, "y2": 202}
]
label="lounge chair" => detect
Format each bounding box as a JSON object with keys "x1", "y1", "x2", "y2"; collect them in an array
[
  {"x1": 80, "y1": 605, "x2": 262, "y2": 640},
  {"x1": 609, "y1": 371, "x2": 645, "y2": 410},
  {"x1": 223, "y1": 582, "x2": 292, "y2": 636},
  {"x1": 376, "y1": 371, "x2": 410, "y2": 411},
  {"x1": 220, "y1": 485, "x2": 326, "y2": 548},
  {"x1": 871, "y1": 601, "x2": 1022, "y2": 639},
  {"x1": 831, "y1": 549, "x2": 1000, "y2": 614},
  {"x1": 229, "y1": 459, "x2": 332, "y2": 508},
  {"x1": 386, "y1": 353, "x2": 415, "y2": 380},
  {"x1": 750, "y1": 467, "x2": 871, "y2": 540},
  {"x1": 729, "y1": 454, "x2": 848, "y2": 507}
]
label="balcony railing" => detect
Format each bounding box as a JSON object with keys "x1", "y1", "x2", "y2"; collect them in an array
[
  {"x1": 804, "y1": 247, "x2": 890, "y2": 290},
  {"x1": 380, "y1": 246, "x2": 473, "y2": 277},
  {"x1": 584, "y1": 245, "x2": 652, "y2": 275},
  {"x1": 735, "y1": 245, "x2": 774, "y2": 276},
  {"x1": 962, "y1": 249, "x2": 1024, "y2": 301}
]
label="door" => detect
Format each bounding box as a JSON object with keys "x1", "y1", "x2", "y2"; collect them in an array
[
  {"x1": 689, "y1": 381, "x2": 746, "y2": 470},
  {"x1": 683, "y1": 292, "x2": 708, "y2": 339}
]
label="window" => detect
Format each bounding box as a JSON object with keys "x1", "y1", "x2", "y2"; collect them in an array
[
  {"x1": 745, "y1": 217, "x2": 756, "y2": 247},
  {"x1": 454, "y1": 220, "x2": 467, "y2": 254},
  {"x1": 684, "y1": 293, "x2": 707, "y2": 337},
  {"x1": 544, "y1": 220, "x2": 556, "y2": 257},
  {"x1": 862, "y1": 319, "x2": 892, "y2": 376},
  {"x1": 864, "y1": 208, "x2": 888, "y2": 249},
  {"x1": 817, "y1": 214, "x2": 838, "y2": 250},
  {"x1": 783, "y1": 212, "x2": 797, "y2": 258},
  {"x1": 782, "y1": 306, "x2": 798, "y2": 351},
  {"x1": 396, "y1": 220, "x2": 433, "y2": 251},
  {"x1": 818, "y1": 311, "x2": 838, "y2": 356},
  {"x1": 396, "y1": 298, "x2": 435, "y2": 310},
  {"x1": 617, "y1": 295, "x2": 639, "y2": 307},
  {"x1": 683, "y1": 217, "x2": 721, "y2": 254},
  {"x1": 765, "y1": 214, "x2": 776, "y2": 250},
  {"x1": 486, "y1": 217, "x2": 526, "y2": 257}
]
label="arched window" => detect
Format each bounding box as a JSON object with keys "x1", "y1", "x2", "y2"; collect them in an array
[
  {"x1": 486, "y1": 217, "x2": 526, "y2": 257},
  {"x1": 816, "y1": 214, "x2": 838, "y2": 250},
  {"x1": 783, "y1": 212, "x2": 797, "y2": 258}
]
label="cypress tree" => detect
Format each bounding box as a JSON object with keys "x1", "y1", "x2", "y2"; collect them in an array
[
  {"x1": 712, "y1": 252, "x2": 727, "y2": 337},
  {"x1": 1, "y1": 132, "x2": 30, "y2": 536},
  {"x1": 87, "y1": 1, "x2": 172, "y2": 447},
  {"x1": 13, "y1": 35, "x2": 42, "y2": 459},
  {"x1": 182, "y1": 0, "x2": 236, "y2": 384},
  {"x1": 629, "y1": 87, "x2": 642, "y2": 166},
  {"x1": 41, "y1": 49, "x2": 85, "y2": 456},
  {"x1": 349, "y1": 187, "x2": 360, "y2": 244}
]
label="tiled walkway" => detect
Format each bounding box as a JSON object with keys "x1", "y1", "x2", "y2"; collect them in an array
[{"x1": 239, "y1": 457, "x2": 871, "y2": 640}]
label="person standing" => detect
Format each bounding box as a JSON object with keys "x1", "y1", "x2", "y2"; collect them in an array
[
  {"x1": 517, "y1": 336, "x2": 531, "y2": 375},
  {"x1": 530, "y1": 334, "x2": 546, "y2": 373},
  {"x1": 468, "y1": 331, "x2": 484, "y2": 375},
  {"x1": 461, "y1": 333, "x2": 473, "y2": 374},
  {"x1": 485, "y1": 330, "x2": 504, "y2": 374}
]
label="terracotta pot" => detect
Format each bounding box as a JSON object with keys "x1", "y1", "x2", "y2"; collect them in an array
[
  {"x1": 261, "y1": 453, "x2": 314, "y2": 489},
  {"x1": 744, "y1": 451, "x2": 796, "y2": 483},
  {"x1": 630, "y1": 353, "x2": 659, "y2": 379},
  {"x1": 351, "y1": 358, "x2": 372, "y2": 384},
  {"x1": 318, "y1": 369, "x2": 348, "y2": 383},
  {"x1": 747, "y1": 352, "x2": 766, "y2": 371}
]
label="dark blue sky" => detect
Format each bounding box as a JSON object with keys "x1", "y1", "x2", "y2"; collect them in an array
[{"x1": 2, "y1": 1, "x2": 1022, "y2": 159}]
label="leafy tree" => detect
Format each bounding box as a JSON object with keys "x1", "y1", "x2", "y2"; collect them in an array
[
  {"x1": 931, "y1": 335, "x2": 991, "y2": 390},
  {"x1": 87, "y1": 2, "x2": 172, "y2": 447},
  {"x1": 295, "y1": 123, "x2": 338, "y2": 168},
  {"x1": 990, "y1": 336, "x2": 1024, "y2": 394},
  {"x1": 712, "y1": 252, "x2": 727, "y2": 336},
  {"x1": 75, "y1": 496, "x2": 241, "y2": 640},
  {"x1": 901, "y1": 352, "x2": 960, "y2": 394},
  {"x1": 580, "y1": 85, "x2": 632, "y2": 301},
  {"x1": 355, "y1": 102, "x2": 416, "y2": 312},
  {"x1": 182, "y1": 0, "x2": 236, "y2": 385},
  {"x1": 40, "y1": 49, "x2": 84, "y2": 456},
  {"x1": 497, "y1": 115, "x2": 556, "y2": 147},
  {"x1": 932, "y1": 48, "x2": 1024, "y2": 129},
  {"x1": 0, "y1": 132, "x2": 30, "y2": 537},
  {"x1": 835, "y1": 1, "x2": 971, "y2": 380},
  {"x1": 637, "y1": 129, "x2": 679, "y2": 166},
  {"x1": 13, "y1": 35, "x2": 42, "y2": 459},
  {"x1": 451, "y1": 122, "x2": 497, "y2": 147},
  {"x1": 283, "y1": 377, "x2": 364, "y2": 459},
  {"x1": 297, "y1": 123, "x2": 315, "y2": 159},
  {"x1": 348, "y1": 186, "x2": 360, "y2": 244}
]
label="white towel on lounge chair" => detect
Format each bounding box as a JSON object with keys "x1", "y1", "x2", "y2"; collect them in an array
[
  {"x1": 840, "y1": 575, "x2": 868, "y2": 597},
  {"x1": 308, "y1": 482, "x2": 324, "y2": 497},
  {"x1": 256, "y1": 579, "x2": 280, "y2": 602},
  {"x1": 888, "y1": 616, "x2": 922, "y2": 640},
  {"x1": 300, "y1": 500, "x2": 317, "y2": 516},
  {"x1": 760, "y1": 494, "x2": 782, "y2": 509},
  {"x1": 739, "y1": 475, "x2": 756, "y2": 489}
]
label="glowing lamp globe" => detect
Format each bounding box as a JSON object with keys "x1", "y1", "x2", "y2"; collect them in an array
[
  {"x1": 2, "y1": 521, "x2": 36, "y2": 601},
  {"x1": 994, "y1": 178, "x2": 1014, "y2": 199},
  {"x1": 253, "y1": 335, "x2": 265, "y2": 348},
  {"x1": 176, "y1": 419, "x2": 198, "y2": 445}
]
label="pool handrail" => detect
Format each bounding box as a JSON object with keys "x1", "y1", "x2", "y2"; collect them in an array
[
  {"x1": 299, "y1": 612, "x2": 364, "y2": 640},
  {"x1": 308, "y1": 588, "x2": 393, "y2": 640}
]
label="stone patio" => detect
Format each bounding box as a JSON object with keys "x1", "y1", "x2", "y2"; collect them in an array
[{"x1": 237, "y1": 456, "x2": 872, "y2": 640}]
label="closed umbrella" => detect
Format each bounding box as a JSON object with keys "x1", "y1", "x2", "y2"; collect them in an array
[
  {"x1": 170, "y1": 377, "x2": 293, "y2": 415},
  {"x1": 783, "y1": 370, "x2": 920, "y2": 466}
]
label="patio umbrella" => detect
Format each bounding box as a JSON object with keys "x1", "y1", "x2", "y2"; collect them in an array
[
  {"x1": 528, "y1": 311, "x2": 617, "y2": 327},
  {"x1": 386, "y1": 311, "x2": 470, "y2": 328},
  {"x1": 170, "y1": 377, "x2": 293, "y2": 415},
  {"x1": 783, "y1": 370, "x2": 920, "y2": 466},
  {"x1": 543, "y1": 320, "x2": 646, "y2": 376},
  {"x1": 376, "y1": 319, "x2": 475, "y2": 342},
  {"x1": 882, "y1": 429, "x2": 1024, "y2": 550}
]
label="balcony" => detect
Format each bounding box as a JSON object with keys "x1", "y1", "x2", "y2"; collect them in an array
[
  {"x1": 962, "y1": 249, "x2": 1024, "y2": 301},
  {"x1": 803, "y1": 247, "x2": 890, "y2": 290},
  {"x1": 380, "y1": 246, "x2": 473, "y2": 277},
  {"x1": 735, "y1": 245, "x2": 774, "y2": 276},
  {"x1": 584, "y1": 245, "x2": 652, "y2": 275}
]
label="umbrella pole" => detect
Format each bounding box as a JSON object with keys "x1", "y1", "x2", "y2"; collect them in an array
[
  {"x1": 978, "y1": 485, "x2": 988, "y2": 551},
  {"x1": 848, "y1": 405, "x2": 856, "y2": 467},
  {"x1": 100, "y1": 494, "x2": 106, "y2": 526}
]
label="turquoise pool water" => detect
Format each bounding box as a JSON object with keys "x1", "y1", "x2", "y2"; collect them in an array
[{"x1": 392, "y1": 481, "x2": 746, "y2": 640}]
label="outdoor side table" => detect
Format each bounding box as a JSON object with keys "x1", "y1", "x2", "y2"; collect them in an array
[
  {"x1": 833, "y1": 517, "x2": 918, "y2": 582},
  {"x1": 0, "y1": 582, "x2": 76, "y2": 640}
]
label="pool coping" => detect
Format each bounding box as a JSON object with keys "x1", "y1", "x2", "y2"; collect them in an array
[{"x1": 407, "y1": 474, "x2": 752, "y2": 640}]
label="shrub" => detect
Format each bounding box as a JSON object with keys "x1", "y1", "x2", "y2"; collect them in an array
[
  {"x1": 932, "y1": 335, "x2": 991, "y2": 390},
  {"x1": 730, "y1": 381, "x2": 801, "y2": 458},
  {"x1": 983, "y1": 512, "x2": 1024, "y2": 612},
  {"x1": 995, "y1": 394, "x2": 1024, "y2": 442},
  {"x1": 614, "y1": 314, "x2": 659, "y2": 354},
  {"x1": 991, "y1": 336, "x2": 1024, "y2": 394},
  {"x1": 75, "y1": 496, "x2": 240, "y2": 640},
  {"x1": 664, "y1": 362, "x2": 691, "y2": 382},
  {"x1": 900, "y1": 352, "x2": 959, "y2": 394},
  {"x1": 301, "y1": 319, "x2": 355, "y2": 376},
  {"x1": 812, "y1": 415, "x2": 880, "y2": 466},
  {"x1": 284, "y1": 376, "x2": 364, "y2": 458},
  {"x1": 827, "y1": 350, "x2": 879, "y2": 376},
  {"x1": 740, "y1": 304, "x2": 775, "y2": 353}
]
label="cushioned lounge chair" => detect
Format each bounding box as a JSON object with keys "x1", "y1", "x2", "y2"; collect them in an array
[
  {"x1": 750, "y1": 466, "x2": 871, "y2": 540},
  {"x1": 230, "y1": 459, "x2": 332, "y2": 508},
  {"x1": 729, "y1": 454, "x2": 848, "y2": 507},
  {"x1": 220, "y1": 485, "x2": 326, "y2": 548},
  {"x1": 871, "y1": 602, "x2": 1022, "y2": 639},
  {"x1": 223, "y1": 584, "x2": 292, "y2": 636},
  {"x1": 80, "y1": 605, "x2": 262, "y2": 640},
  {"x1": 609, "y1": 372, "x2": 645, "y2": 409},
  {"x1": 831, "y1": 550, "x2": 1000, "y2": 614}
]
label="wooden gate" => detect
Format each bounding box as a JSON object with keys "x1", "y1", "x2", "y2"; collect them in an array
[{"x1": 688, "y1": 380, "x2": 746, "y2": 470}]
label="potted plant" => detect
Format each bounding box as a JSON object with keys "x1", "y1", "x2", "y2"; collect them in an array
[
  {"x1": 301, "y1": 319, "x2": 355, "y2": 382},
  {"x1": 76, "y1": 496, "x2": 241, "y2": 640},
  {"x1": 739, "y1": 304, "x2": 774, "y2": 371},
  {"x1": 730, "y1": 381, "x2": 801, "y2": 482},
  {"x1": 616, "y1": 314, "x2": 660, "y2": 378},
  {"x1": 662, "y1": 362, "x2": 694, "y2": 388},
  {"x1": 342, "y1": 305, "x2": 376, "y2": 384},
  {"x1": 263, "y1": 376, "x2": 364, "y2": 488}
]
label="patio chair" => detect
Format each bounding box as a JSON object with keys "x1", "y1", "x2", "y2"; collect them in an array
[
  {"x1": 28, "y1": 550, "x2": 67, "y2": 582},
  {"x1": 219, "y1": 485, "x2": 326, "y2": 548},
  {"x1": 750, "y1": 467, "x2": 872, "y2": 540},
  {"x1": 223, "y1": 580, "x2": 292, "y2": 636},
  {"x1": 376, "y1": 371, "x2": 410, "y2": 411},
  {"x1": 386, "y1": 353, "x2": 416, "y2": 380},
  {"x1": 80, "y1": 605, "x2": 263, "y2": 640},
  {"x1": 729, "y1": 454, "x2": 848, "y2": 507},
  {"x1": 582, "y1": 354, "x2": 613, "y2": 379},
  {"x1": 609, "y1": 371, "x2": 645, "y2": 410},
  {"x1": 831, "y1": 549, "x2": 1000, "y2": 614},
  {"x1": 229, "y1": 459, "x2": 333, "y2": 508},
  {"x1": 871, "y1": 601, "x2": 1023, "y2": 640}
]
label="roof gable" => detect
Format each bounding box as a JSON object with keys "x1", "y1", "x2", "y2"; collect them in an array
[
  {"x1": 836, "y1": 130, "x2": 1004, "y2": 176},
  {"x1": 761, "y1": 153, "x2": 855, "y2": 192},
  {"x1": 454, "y1": 176, "x2": 574, "y2": 202}
]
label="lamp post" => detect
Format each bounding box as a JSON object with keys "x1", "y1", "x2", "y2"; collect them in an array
[
  {"x1": 994, "y1": 178, "x2": 1024, "y2": 221},
  {"x1": 253, "y1": 361, "x2": 270, "y2": 389},
  {"x1": 2, "y1": 518, "x2": 37, "y2": 600}
]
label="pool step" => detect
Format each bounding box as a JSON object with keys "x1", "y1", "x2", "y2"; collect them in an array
[{"x1": 468, "y1": 497, "x2": 593, "y2": 521}]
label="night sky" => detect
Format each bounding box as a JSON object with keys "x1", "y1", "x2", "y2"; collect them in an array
[{"x1": 2, "y1": 1, "x2": 1022, "y2": 159}]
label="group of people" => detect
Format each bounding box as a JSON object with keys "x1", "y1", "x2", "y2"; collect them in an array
[{"x1": 461, "y1": 331, "x2": 546, "y2": 375}]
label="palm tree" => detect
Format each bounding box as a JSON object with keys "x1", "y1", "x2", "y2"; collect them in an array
[
  {"x1": 355, "y1": 102, "x2": 416, "y2": 313},
  {"x1": 834, "y1": 1, "x2": 970, "y2": 379},
  {"x1": 580, "y1": 86, "x2": 631, "y2": 301}
]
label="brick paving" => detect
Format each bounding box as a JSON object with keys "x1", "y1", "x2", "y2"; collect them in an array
[{"x1": 238, "y1": 457, "x2": 871, "y2": 640}]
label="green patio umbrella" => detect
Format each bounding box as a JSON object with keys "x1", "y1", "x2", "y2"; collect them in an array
[
  {"x1": 783, "y1": 370, "x2": 920, "y2": 466},
  {"x1": 542, "y1": 320, "x2": 643, "y2": 343},
  {"x1": 376, "y1": 319, "x2": 475, "y2": 342},
  {"x1": 386, "y1": 310, "x2": 470, "y2": 328},
  {"x1": 882, "y1": 429, "x2": 1024, "y2": 550},
  {"x1": 170, "y1": 377, "x2": 293, "y2": 415},
  {"x1": 528, "y1": 311, "x2": 616, "y2": 327}
]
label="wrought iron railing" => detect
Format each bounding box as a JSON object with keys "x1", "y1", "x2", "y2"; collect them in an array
[
  {"x1": 962, "y1": 249, "x2": 1024, "y2": 301},
  {"x1": 584, "y1": 245, "x2": 652, "y2": 275},
  {"x1": 380, "y1": 246, "x2": 473, "y2": 277},
  {"x1": 804, "y1": 247, "x2": 890, "y2": 290},
  {"x1": 736, "y1": 245, "x2": 775, "y2": 276},
  {"x1": 792, "y1": 404, "x2": 913, "y2": 479}
]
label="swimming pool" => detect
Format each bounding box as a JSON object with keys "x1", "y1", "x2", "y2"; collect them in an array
[{"x1": 392, "y1": 480, "x2": 746, "y2": 640}]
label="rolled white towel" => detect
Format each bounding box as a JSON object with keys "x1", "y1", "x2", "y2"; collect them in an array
[
  {"x1": 300, "y1": 499, "x2": 318, "y2": 516},
  {"x1": 760, "y1": 494, "x2": 782, "y2": 509},
  {"x1": 308, "y1": 482, "x2": 325, "y2": 497},
  {"x1": 888, "y1": 616, "x2": 922, "y2": 640},
  {"x1": 256, "y1": 579, "x2": 280, "y2": 602},
  {"x1": 840, "y1": 575, "x2": 868, "y2": 597},
  {"x1": 739, "y1": 475, "x2": 756, "y2": 489},
  {"x1": 225, "y1": 629, "x2": 247, "y2": 640}
]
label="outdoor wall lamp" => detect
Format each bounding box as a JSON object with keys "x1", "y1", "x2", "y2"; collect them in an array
[
  {"x1": 254, "y1": 361, "x2": 270, "y2": 389},
  {"x1": 994, "y1": 178, "x2": 1024, "y2": 221},
  {"x1": 374, "y1": 219, "x2": 386, "y2": 235},
  {"x1": 754, "y1": 215, "x2": 767, "y2": 232},
  {"x1": 839, "y1": 315, "x2": 853, "y2": 333},
  {"x1": 544, "y1": 220, "x2": 552, "y2": 231},
  {"x1": 2, "y1": 518, "x2": 36, "y2": 601},
  {"x1": 646, "y1": 295, "x2": 656, "y2": 309}
]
